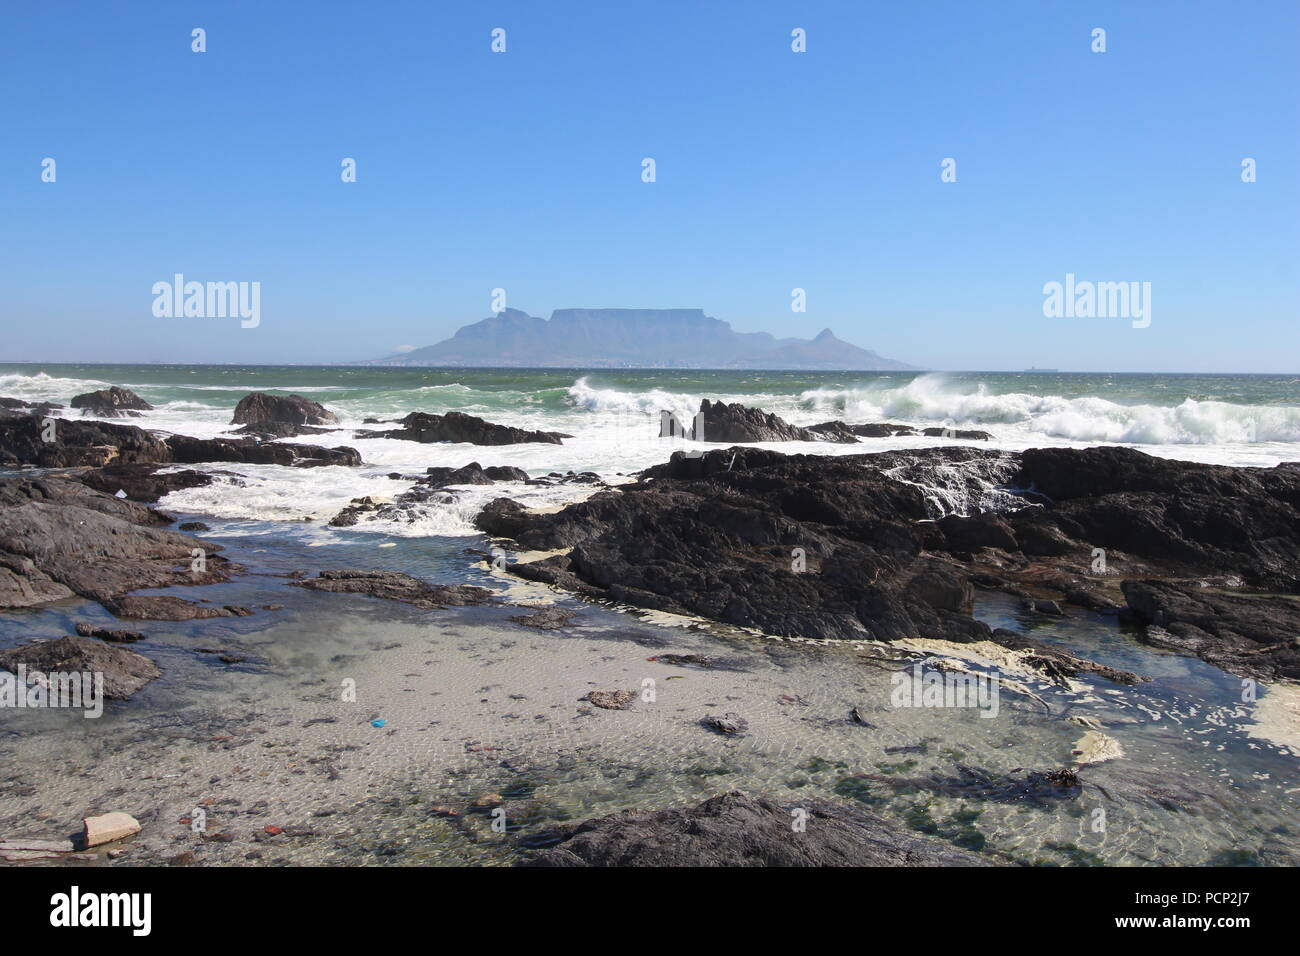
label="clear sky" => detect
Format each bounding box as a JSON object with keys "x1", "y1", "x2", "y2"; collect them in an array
[{"x1": 2, "y1": 0, "x2": 1296, "y2": 371}]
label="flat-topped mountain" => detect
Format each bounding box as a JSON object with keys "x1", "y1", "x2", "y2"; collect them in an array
[{"x1": 360, "y1": 308, "x2": 918, "y2": 370}]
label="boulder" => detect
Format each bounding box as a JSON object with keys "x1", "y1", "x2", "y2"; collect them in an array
[
  {"x1": 0, "y1": 635, "x2": 161, "y2": 700},
  {"x1": 519, "y1": 791, "x2": 996, "y2": 867},
  {"x1": 70, "y1": 386, "x2": 153, "y2": 417},
  {"x1": 695, "y1": 399, "x2": 854, "y2": 443},
  {"x1": 230, "y1": 392, "x2": 338, "y2": 426}
]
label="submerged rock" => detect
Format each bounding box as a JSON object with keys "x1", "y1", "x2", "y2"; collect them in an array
[
  {"x1": 584, "y1": 689, "x2": 636, "y2": 710},
  {"x1": 0, "y1": 635, "x2": 161, "y2": 700},
  {"x1": 74, "y1": 622, "x2": 145, "y2": 643},
  {"x1": 289, "y1": 569, "x2": 496, "y2": 609},
  {"x1": 509, "y1": 606, "x2": 577, "y2": 630},
  {"x1": 104, "y1": 595, "x2": 253, "y2": 621},
  {"x1": 519, "y1": 791, "x2": 997, "y2": 866},
  {"x1": 701, "y1": 713, "x2": 749, "y2": 736}
]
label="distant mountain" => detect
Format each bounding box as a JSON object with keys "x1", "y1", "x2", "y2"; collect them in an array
[{"x1": 359, "y1": 308, "x2": 919, "y2": 370}]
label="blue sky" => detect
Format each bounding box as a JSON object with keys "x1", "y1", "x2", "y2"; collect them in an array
[{"x1": 2, "y1": 0, "x2": 1296, "y2": 371}]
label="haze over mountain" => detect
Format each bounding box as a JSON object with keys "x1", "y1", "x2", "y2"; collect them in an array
[{"x1": 360, "y1": 308, "x2": 919, "y2": 370}]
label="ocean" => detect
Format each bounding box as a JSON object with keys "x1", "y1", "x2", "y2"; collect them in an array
[{"x1": 2, "y1": 364, "x2": 1297, "y2": 539}]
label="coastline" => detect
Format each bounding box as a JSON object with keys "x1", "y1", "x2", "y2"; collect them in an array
[{"x1": 1, "y1": 367, "x2": 1299, "y2": 867}]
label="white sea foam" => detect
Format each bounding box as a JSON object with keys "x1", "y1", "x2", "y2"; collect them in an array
[{"x1": 6, "y1": 368, "x2": 1300, "y2": 533}]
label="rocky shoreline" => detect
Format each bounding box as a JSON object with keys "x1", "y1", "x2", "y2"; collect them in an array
[
  {"x1": 476, "y1": 444, "x2": 1300, "y2": 683},
  {"x1": 2, "y1": 389, "x2": 1299, "y2": 866}
]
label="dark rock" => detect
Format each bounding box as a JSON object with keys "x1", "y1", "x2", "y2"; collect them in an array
[
  {"x1": 230, "y1": 392, "x2": 338, "y2": 427},
  {"x1": 77, "y1": 464, "x2": 213, "y2": 503},
  {"x1": 1121, "y1": 579, "x2": 1300, "y2": 681},
  {"x1": 938, "y1": 513, "x2": 1019, "y2": 552},
  {"x1": 289, "y1": 569, "x2": 496, "y2": 609},
  {"x1": 0, "y1": 634, "x2": 161, "y2": 700},
  {"x1": 165, "y1": 435, "x2": 360, "y2": 468},
  {"x1": 694, "y1": 399, "x2": 855, "y2": 443},
  {"x1": 583, "y1": 690, "x2": 635, "y2": 710},
  {"x1": 509, "y1": 606, "x2": 577, "y2": 630},
  {"x1": 0, "y1": 477, "x2": 231, "y2": 610},
  {"x1": 228, "y1": 422, "x2": 338, "y2": 439},
  {"x1": 1017, "y1": 447, "x2": 1300, "y2": 592},
  {"x1": 921, "y1": 426, "x2": 993, "y2": 440},
  {"x1": 805, "y1": 421, "x2": 862, "y2": 442},
  {"x1": 0, "y1": 397, "x2": 64, "y2": 411},
  {"x1": 0, "y1": 413, "x2": 171, "y2": 468},
  {"x1": 178, "y1": 521, "x2": 210, "y2": 532},
  {"x1": 701, "y1": 713, "x2": 749, "y2": 736},
  {"x1": 422, "y1": 462, "x2": 496, "y2": 487},
  {"x1": 843, "y1": 423, "x2": 920, "y2": 438},
  {"x1": 70, "y1": 386, "x2": 153, "y2": 417},
  {"x1": 519, "y1": 791, "x2": 996, "y2": 866},
  {"x1": 484, "y1": 465, "x2": 530, "y2": 482},
  {"x1": 483, "y1": 446, "x2": 1000, "y2": 644},
  {"x1": 105, "y1": 596, "x2": 252, "y2": 621},
  {"x1": 74, "y1": 622, "x2": 145, "y2": 643},
  {"x1": 362, "y1": 411, "x2": 567, "y2": 446}
]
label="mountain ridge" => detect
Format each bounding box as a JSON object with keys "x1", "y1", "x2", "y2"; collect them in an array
[{"x1": 358, "y1": 308, "x2": 919, "y2": 370}]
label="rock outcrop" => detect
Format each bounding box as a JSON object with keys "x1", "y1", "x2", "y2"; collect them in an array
[
  {"x1": 0, "y1": 477, "x2": 231, "y2": 610},
  {"x1": 0, "y1": 412, "x2": 171, "y2": 468},
  {"x1": 0, "y1": 635, "x2": 162, "y2": 700},
  {"x1": 519, "y1": 791, "x2": 996, "y2": 866},
  {"x1": 289, "y1": 569, "x2": 496, "y2": 609},
  {"x1": 75, "y1": 464, "x2": 214, "y2": 503},
  {"x1": 70, "y1": 386, "x2": 153, "y2": 417},
  {"x1": 477, "y1": 444, "x2": 1300, "y2": 682},
  {"x1": 0, "y1": 412, "x2": 359, "y2": 469},
  {"x1": 1121, "y1": 580, "x2": 1300, "y2": 681},
  {"x1": 359, "y1": 411, "x2": 568, "y2": 446},
  {"x1": 165, "y1": 435, "x2": 360, "y2": 468},
  {"x1": 230, "y1": 392, "x2": 338, "y2": 426},
  {"x1": 692, "y1": 400, "x2": 857, "y2": 444}
]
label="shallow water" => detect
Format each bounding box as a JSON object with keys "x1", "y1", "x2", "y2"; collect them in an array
[{"x1": 1, "y1": 524, "x2": 1296, "y2": 866}]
